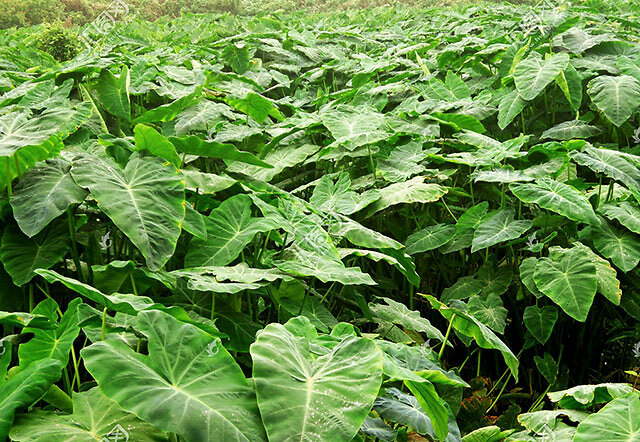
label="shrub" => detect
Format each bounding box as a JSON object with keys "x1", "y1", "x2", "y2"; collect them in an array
[
  {"x1": 0, "y1": 0, "x2": 26, "y2": 29},
  {"x1": 36, "y1": 22, "x2": 81, "y2": 61},
  {"x1": 0, "y1": 0, "x2": 65, "y2": 29}
]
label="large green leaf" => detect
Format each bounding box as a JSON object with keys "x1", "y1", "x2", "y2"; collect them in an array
[
  {"x1": 442, "y1": 275, "x2": 483, "y2": 303},
  {"x1": 96, "y1": 65, "x2": 131, "y2": 120},
  {"x1": 360, "y1": 416, "x2": 397, "y2": 441},
  {"x1": 406, "y1": 224, "x2": 457, "y2": 255},
  {"x1": 0, "y1": 221, "x2": 68, "y2": 286},
  {"x1": 0, "y1": 358, "x2": 63, "y2": 439},
  {"x1": 222, "y1": 43, "x2": 250, "y2": 74},
  {"x1": 10, "y1": 158, "x2": 87, "y2": 237},
  {"x1": 514, "y1": 53, "x2": 570, "y2": 100},
  {"x1": 309, "y1": 173, "x2": 380, "y2": 215},
  {"x1": 571, "y1": 243, "x2": 621, "y2": 305},
  {"x1": 169, "y1": 135, "x2": 272, "y2": 167},
  {"x1": 374, "y1": 387, "x2": 459, "y2": 441},
  {"x1": 533, "y1": 247, "x2": 597, "y2": 322},
  {"x1": 338, "y1": 248, "x2": 418, "y2": 286},
  {"x1": 517, "y1": 410, "x2": 587, "y2": 435},
  {"x1": 472, "y1": 167, "x2": 533, "y2": 184},
  {"x1": 10, "y1": 387, "x2": 168, "y2": 441},
  {"x1": 571, "y1": 147, "x2": 640, "y2": 200},
  {"x1": 370, "y1": 297, "x2": 445, "y2": 341},
  {"x1": 471, "y1": 209, "x2": 532, "y2": 253},
  {"x1": 275, "y1": 247, "x2": 376, "y2": 285},
  {"x1": 587, "y1": 75, "x2": 640, "y2": 126},
  {"x1": 556, "y1": 62, "x2": 582, "y2": 112},
  {"x1": 510, "y1": 178, "x2": 599, "y2": 225},
  {"x1": 18, "y1": 298, "x2": 80, "y2": 368},
  {"x1": 82, "y1": 310, "x2": 266, "y2": 442},
  {"x1": 37, "y1": 269, "x2": 224, "y2": 338},
  {"x1": 250, "y1": 320, "x2": 382, "y2": 442},
  {"x1": 133, "y1": 88, "x2": 201, "y2": 124},
  {"x1": 363, "y1": 177, "x2": 447, "y2": 217},
  {"x1": 498, "y1": 89, "x2": 528, "y2": 130},
  {"x1": 574, "y1": 394, "x2": 640, "y2": 441},
  {"x1": 185, "y1": 194, "x2": 276, "y2": 267},
  {"x1": 541, "y1": 120, "x2": 600, "y2": 140},
  {"x1": 404, "y1": 381, "x2": 450, "y2": 441},
  {"x1": 321, "y1": 107, "x2": 387, "y2": 149},
  {"x1": 548, "y1": 383, "x2": 634, "y2": 408},
  {"x1": 0, "y1": 104, "x2": 90, "y2": 159},
  {"x1": 523, "y1": 305, "x2": 558, "y2": 344},
  {"x1": 462, "y1": 426, "x2": 511, "y2": 442},
  {"x1": 71, "y1": 152, "x2": 185, "y2": 271},
  {"x1": 599, "y1": 201, "x2": 640, "y2": 235},
  {"x1": 591, "y1": 219, "x2": 640, "y2": 272},
  {"x1": 520, "y1": 257, "x2": 545, "y2": 298},
  {"x1": 423, "y1": 295, "x2": 519, "y2": 381},
  {"x1": 467, "y1": 294, "x2": 508, "y2": 334},
  {"x1": 227, "y1": 143, "x2": 318, "y2": 182},
  {"x1": 534, "y1": 352, "x2": 558, "y2": 384},
  {"x1": 226, "y1": 92, "x2": 281, "y2": 124},
  {"x1": 134, "y1": 124, "x2": 181, "y2": 167}
]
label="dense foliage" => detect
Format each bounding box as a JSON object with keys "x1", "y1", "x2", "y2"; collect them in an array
[
  {"x1": 0, "y1": 0, "x2": 431, "y2": 29},
  {"x1": 35, "y1": 23, "x2": 81, "y2": 61},
  {"x1": 1, "y1": 1, "x2": 640, "y2": 440}
]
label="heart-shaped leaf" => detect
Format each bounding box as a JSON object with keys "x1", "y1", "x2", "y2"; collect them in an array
[
  {"x1": 514, "y1": 53, "x2": 570, "y2": 100},
  {"x1": 10, "y1": 387, "x2": 167, "y2": 442},
  {"x1": 587, "y1": 75, "x2": 640, "y2": 127},
  {"x1": 533, "y1": 247, "x2": 597, "y2": 322},
  {"x1": 471, "y1": 209, "x2": 532, "y2": 253},
  {"x1": 96, "y1": 66, "x2": 131, "y2": 121},
  {"x1": 71, "y1": 152, "x2": 185, "y2": 271},
  {"x1": 82, "y1": 310, "x2": 265, "y2": 442},
  {"x1": 0, "y1": 221, "x2": 68, "y2": 286},
  {"x1": 185, "y1": 194, "x2": 276, "y2": 267},
  {"x1": 250, "y1": 320, "x2": 382, "y2": 442},
  {"x1": 510, "y1": 178, "x2": 599, "y2": 225},
  {"x1": 0, "y1": 358, "x2": 63, "y2": 439},
  {"x1": 591, "y1": 219, "x2": 640, "y2": 272},
  {"x1": 523, "y1": 305, "x2": 558, "y2": 344},
  {"x1": 406, "y1": 224, "x2": 457, "y2": 255},
  {"x1": 574, "y1": 394, "x2": 640, "y2": 441},
  {"x1": 10, "y1": 158, "x2": 87, "y2": 237}
]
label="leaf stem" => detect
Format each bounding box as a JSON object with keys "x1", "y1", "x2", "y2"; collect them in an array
[
  {"x1": 101, "y1": 307, "x2": 108, "y2": 341},
  {"x1": 438, "y1": 313, "x2": 456, "y2": 361},
  {"x1": 5, "y1": 156, "x2": 12, "y2": 197},
  {"x1": 486, "y1": 372, "x2": 512, "y2": 413}
]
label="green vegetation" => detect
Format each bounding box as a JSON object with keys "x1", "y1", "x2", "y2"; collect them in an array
[
  {"x1": 35, "y1": 23, "x2": 81, "y2": 61},
  {"x1": 1, "y1": 1, "x2": 640, "y2": 441},
  {"x1": 0, "y1": 0, "x2": 442, "y2": 29}
]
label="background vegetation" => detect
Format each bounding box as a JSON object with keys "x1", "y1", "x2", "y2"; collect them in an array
[
  {"x1": 0, "y1": 0, "x2": 458, "y2": 29},
  {"x1": 1, "y1": 0, "x2": 640, "y2": 441}
]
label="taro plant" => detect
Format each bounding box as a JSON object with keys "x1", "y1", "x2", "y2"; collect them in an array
[{"x1": 0, "y1": 0, "x2": 640, "y2": 441}]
